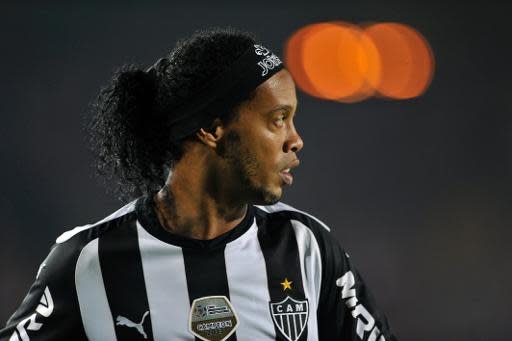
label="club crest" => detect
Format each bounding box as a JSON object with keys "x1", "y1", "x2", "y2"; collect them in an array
[
  {"x1": 189, "y1": 296, "x2": 238, "y2": 341},
  {"x1": 269, "y1": 296, "x2": 309, "y2": 341}
]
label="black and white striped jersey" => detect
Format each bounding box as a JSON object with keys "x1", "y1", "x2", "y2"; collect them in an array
[{"x1": 0, "y1": 195, "x2": 397, "y2": 341}]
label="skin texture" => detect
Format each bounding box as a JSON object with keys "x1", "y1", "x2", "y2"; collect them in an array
[{"x1": 154, "y1": 69, "x2": 303, "y2": 240}]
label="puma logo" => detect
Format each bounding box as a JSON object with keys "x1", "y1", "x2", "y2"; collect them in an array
[{"x1": 116, "y1": 311, "x2": 149, "y2": 339}]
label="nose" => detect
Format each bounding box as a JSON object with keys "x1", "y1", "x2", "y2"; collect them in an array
[{"x1": 284, "y1": 124, "x2": 304, "y2": 153}]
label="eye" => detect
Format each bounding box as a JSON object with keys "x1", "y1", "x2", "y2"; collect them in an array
[{"x1": 274, "y1": 113, "x2": 287, "y2": 127}]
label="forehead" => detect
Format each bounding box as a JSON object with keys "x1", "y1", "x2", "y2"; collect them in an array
[{"x1": 245, "y1": 69, "x2": 297, "y2": 113}]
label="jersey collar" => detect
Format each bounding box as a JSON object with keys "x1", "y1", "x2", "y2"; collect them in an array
[{"x1": 135, "y1": 194, "x2": 255, "y2": 250}]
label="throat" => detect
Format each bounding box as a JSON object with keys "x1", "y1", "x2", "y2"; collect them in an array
[{"x1": 153, "y1": 187, "x2": 248, "y2": 240}]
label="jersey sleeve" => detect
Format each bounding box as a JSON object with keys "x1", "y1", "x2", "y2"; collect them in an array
[
  {"x1": 0, "y1": 241, "x2": 88, "y2": 341},
  {"x1": 315, "y1": 228, "x2": 397, "y2": 340}
]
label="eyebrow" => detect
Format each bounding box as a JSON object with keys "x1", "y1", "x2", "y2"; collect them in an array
[{"x1": 267, "y1": 104, "x2": 297, "y2": 115}]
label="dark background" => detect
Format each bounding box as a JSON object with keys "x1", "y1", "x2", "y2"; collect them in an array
[{"x1": 1, "y1": 1, "x2": 511, "y2": 340}]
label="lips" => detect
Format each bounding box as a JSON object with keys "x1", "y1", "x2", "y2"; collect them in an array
[
  {"x1": 279, "y1": 159, "x2": 300, "y2": 185},
  {"x1": 280, "y1": 171, "x2": 293, "y2": 185}
]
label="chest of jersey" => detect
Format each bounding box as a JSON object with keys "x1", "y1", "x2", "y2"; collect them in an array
[{"x1": 75, "y1": 219, "x2": 321, "y2": 341}]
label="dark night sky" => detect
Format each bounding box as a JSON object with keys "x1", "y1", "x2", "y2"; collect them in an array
[{"x1": 1, "y1": 1, "x2": 511, "y2": 340}]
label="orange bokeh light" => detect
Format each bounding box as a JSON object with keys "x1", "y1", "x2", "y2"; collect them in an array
[
  {"x1": 284, "y1": 24, "x2": 324, "y2": 98},
  {"x1": 363, "y1": 22, "x2": 435, "y2": 99},
  {"x1": 301, "y1": 22, "x2": 369, "y2": 102},
  {"x1": 284, "y1": 21, "x2": 435, "y2": 102},
  {"x1": 285, "y1": 22, "x2": 377, "y2": 102}
]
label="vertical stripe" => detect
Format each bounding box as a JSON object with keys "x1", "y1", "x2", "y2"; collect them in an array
[
  {"x1": 137, "y1": 223, "x2": 192, "y2": 341},
  {"x1": 75, "y1": 238, "x2": 117, "y2": 341},
  {"x1": 293, "y1": 315, "x2": 298, "y2": 338},
  {"x1": 182, "y1": 245, "x2": 237, "y2": 341},
  {"x1": 257, "y1": 211, "x2": 309, "y2": 341},
  {"x1": 225, "y1": 224, "x2": 276, "y2": 340},
  {"x1": 291, "y1": 220, "x2": 322, "y2": 341},
  {"x1": 285, "y1": 315, "x2": 291, "y2": 339},
  {"x1": 98, "y1": 219, "x2": 153, "y2": 340}
]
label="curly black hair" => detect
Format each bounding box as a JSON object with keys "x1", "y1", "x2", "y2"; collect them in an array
[{"x1": 89, "y1": 28, "x2": 257, "y2": 201}]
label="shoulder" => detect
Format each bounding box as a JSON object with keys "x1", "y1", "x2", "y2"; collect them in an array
[
  {"x1": 255, "y1": 201, "x2": 331, "y2": 232},
  {"x1": 0, "y1": 201, "x2": 138, "y2": 338},
  {"x1": 39, "y1": 200, "x2": 139, "y2": 280},
  {"x1": 55, "y1": 199, "x2": 138, "y2": 245},
  {"x1": 255, "y1": 202, "x2": 331, "y2": 238},
  {"x1": 254, "y1": 201, "x2": 346, "y2": 257}
]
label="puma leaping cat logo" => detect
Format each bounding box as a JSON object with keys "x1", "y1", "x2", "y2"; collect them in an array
[{"x1": 116, "y1": 311, "x2": 149, "y2": 339}]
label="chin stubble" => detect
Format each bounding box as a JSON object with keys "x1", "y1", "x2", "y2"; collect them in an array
[{"x1": 219, "y1": 130, "x2": 281, "y2": 205}]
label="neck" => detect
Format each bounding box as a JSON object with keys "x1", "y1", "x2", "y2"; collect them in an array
[{"x1": 153, "y1": 149, "x2": 248, "y2": 240}]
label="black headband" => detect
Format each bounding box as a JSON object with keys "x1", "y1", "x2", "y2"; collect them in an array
[{"x1": 148, "y1": 44, "x2": 284, "y2": 141}]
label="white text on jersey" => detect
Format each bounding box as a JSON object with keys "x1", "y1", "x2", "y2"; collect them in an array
[
  {"x1": 337, "y1": 271, "x2": 385, "y2": 341},
  {"x1": 9, "y1": 287, "x2": 54, "y2": 341}
]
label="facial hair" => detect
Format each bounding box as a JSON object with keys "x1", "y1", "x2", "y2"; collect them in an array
[{"x1": 217, "y1": 130, "x2": 281, "y2": 205}]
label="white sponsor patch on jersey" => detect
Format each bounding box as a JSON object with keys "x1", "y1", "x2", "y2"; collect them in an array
[
  {"x1": 189, "y1": 296, "x2": 239, "y2": 341},
  {"x1": 10, "y1": 287, "x2": 54, "y2": 341}
]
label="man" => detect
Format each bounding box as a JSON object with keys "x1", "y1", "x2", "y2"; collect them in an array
[{"x1": 1, "y1": 28, "x2": 396, "y2": 340}]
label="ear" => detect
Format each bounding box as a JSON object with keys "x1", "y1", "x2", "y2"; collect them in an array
[{"x1": 196, "y1": 120, "x2": 225, "y2": 148}]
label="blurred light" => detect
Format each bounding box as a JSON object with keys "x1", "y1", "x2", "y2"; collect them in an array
[
  {"x1": 285, "y1": 24, "x2": 324, "y2": 98},
  {"x1": 301, "y1": 22, "x2": 368, "y2": 101},
  {"x1": 286, "y1": 22, "x2": 374, "y2": 102},
  {"x1": 284, "y1": 21, "x2": 435, "y2": 102},
  {"x1": 363, "y1": 23, "x2": 435, "y2": 99}
]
